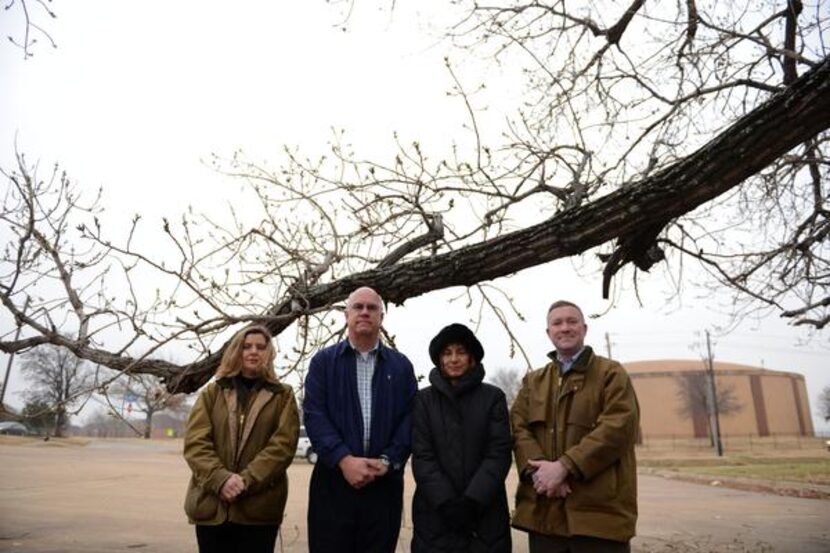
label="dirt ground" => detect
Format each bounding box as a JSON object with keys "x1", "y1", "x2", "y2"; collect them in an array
[{"x1": 1, "y1": 438, "x2": 829, "y2": 553}]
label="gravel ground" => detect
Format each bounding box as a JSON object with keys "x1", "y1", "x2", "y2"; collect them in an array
[{"x1": 1, "y1": 438, "x2": 828, "y2": 553}]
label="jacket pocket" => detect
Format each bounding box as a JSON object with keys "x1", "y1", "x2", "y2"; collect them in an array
[
  {"x1": 564, "y1": 412, "x2": 594, "y2": 447},
  {"x1": 569, "y1": 462, "x2": 618, "y2": 509},
  {"x1": 526, "y1": 420, "x2": 552, "y2": 457},
  {"x1": 236, "y1": 478, "x2": 287, "y2": 523},
  {"x1": 184, "y1": 480, "x2": 220, "y2": 521}
]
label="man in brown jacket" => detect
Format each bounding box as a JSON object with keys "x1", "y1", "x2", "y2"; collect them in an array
[{"x1": 511, "y1": 300, "x2": 639, "y2": 553}]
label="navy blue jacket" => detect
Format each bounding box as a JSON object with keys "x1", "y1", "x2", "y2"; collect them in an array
[{"x1": 303, "y1": 339, "x2": 418, "y2": 472}]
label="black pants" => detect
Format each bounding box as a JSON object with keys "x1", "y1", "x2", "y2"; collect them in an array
[
  {"x1": 195, "y1": 522, "x2": 279, "y2": 553},
  {"x1": 308, "y1": 462, "x2": 403, "y2": 553}
]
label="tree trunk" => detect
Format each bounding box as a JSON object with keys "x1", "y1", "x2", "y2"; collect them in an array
[
  {"x1": 54, "y1": 407, "x2": 66, "y2": 438},
  {"x1": 144, "y1": 411, "x2": 153, "y2": 439}
]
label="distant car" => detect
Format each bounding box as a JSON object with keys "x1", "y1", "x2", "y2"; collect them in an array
[
  {"x1": 296, "y1": 426, "x2": 317, "y2": 464},
  {"x1": 0, "y1": 421, "x2": 31, "y2": 436}
]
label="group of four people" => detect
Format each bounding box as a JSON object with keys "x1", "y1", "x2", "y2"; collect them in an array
[{"x1": 183, "y1": 286, "x2": 639, "y2": 553}]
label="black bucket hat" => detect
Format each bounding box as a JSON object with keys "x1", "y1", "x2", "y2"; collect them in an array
[{"x1": 428, "y1": 323, "x2": 485, "y2": 367}]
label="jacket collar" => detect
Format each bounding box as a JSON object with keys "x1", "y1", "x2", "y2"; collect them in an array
[
  {"x1": 220, "y1": 385, "x2": 276, "y2": 466},
  {"x1": 546, "y1": 346, "x2": 594, "y2": 373},
  {"x1": 524, "y1": 350, "x2": 594, "y2": 423},
  {"x1": 334, "y1": 338, "x2": 391, "y2": 360},
  {"x1": 216, "y1": 376, "x2": 283, "y2": 394},
  {"x1": 428, "y1": 363, "x2": 485, "y2": 397}
]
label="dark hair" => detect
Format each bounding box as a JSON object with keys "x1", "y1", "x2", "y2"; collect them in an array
[{"x1": 428, "y1": 323, "x2": 485, "y2": 367}]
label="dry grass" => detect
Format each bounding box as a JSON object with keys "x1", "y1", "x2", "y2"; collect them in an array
[
  {"x1": 668, "y1": 459, "x2": 830, "y2": 485},
  {"x1": 637, "y1": 435, "x2": 828, "y2": 460},
  {"x1": 636, "y1": 436, "x2": 830, "y2": 497}
]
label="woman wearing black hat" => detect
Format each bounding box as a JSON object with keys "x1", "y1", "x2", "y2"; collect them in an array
[{"x1": 411, "y1": 323, "x2": 512, "y2": 553}]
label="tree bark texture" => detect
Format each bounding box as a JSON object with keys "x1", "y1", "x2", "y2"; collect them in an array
[{"x1": 159, "y1": 56, "x2": 830, "y2": 393}]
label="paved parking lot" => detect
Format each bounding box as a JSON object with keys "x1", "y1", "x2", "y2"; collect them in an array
[{"x1": 1, "y1": 438, "x2": 828, "y2": 552}]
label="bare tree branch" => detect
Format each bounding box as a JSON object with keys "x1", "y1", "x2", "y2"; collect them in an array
[{"x1": 1, "y1": 2, "x2": 828, "y2": 396}]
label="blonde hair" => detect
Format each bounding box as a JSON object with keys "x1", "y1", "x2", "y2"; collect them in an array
[{"x1": 214, "y1": 325, "x2": 279, "y2": 383}]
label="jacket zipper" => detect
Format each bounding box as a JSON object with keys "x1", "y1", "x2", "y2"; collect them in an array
[
  {"x1": 235, "y1": 410, "x2": 246, "y2": 471},
  {"x1": 552, "y1": 370, "x2": 562, "y2": 459}
]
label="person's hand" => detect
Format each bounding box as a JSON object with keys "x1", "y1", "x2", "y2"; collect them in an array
[
  {"x1": 366, "y1": 458, "x2": 389, "y2": 478},
  {"x1": 548, "y1": 481, "x2": 572, "y2": 499},
  {"x1": 528, "y1": 459, "x2": 569, "y2": 496},
  {"x1": 338, "y1": 455, "x2": 378, "y2": 489},
  {"x1": 220, "y1": 473, "x2": 245, "y2": 502}
]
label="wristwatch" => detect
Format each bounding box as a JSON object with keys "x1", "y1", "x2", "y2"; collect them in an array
[{"x1": 379, "y1": 454, "x2": 391, "y2": 468}]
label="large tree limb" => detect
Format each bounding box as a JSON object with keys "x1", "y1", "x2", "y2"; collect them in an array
[
  {"x1": 5, "y1": 56, "x2": 829, "y2": 394},
  {"x1": 169, "y1": 55, "x2": 830, "y2": 392}
]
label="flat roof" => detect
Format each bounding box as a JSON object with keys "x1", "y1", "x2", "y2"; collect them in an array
[{"x1": 622, "y1": 359, "x2": 800, "y2": 378}]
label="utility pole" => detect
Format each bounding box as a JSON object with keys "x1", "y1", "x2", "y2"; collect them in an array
[
  {"x1": 705, "y1": 330, "x2": 724, "y2": 457},
  {"x1": 604, "y1": 332, "x2": 613, "y2": 358}
]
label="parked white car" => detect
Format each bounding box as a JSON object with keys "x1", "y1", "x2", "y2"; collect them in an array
[{"x1": 296, "y1": 426, "x2": 317, "y2": 464}]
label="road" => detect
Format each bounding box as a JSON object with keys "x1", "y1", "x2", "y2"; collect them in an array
[{"x1": 0, "y1": 438, "x2": 828, "y2": 552}]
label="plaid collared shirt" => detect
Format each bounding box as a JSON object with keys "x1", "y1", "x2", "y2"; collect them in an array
[{"x1": 352, "y1": 343, "x2": 378, "y2": 453}]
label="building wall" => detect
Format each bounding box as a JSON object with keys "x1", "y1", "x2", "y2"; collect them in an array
[
  {"x1": 625, "y1": 360, "x2": 814, "y2": 439},
  {"x1": 629, "y1": 374, "x2": 683, "y2": 437},
  {"x1": 762, "y1": 375, "x2": 798, "y2": 435},
  {"x1": 716, "y1": 373, "x2": 757, "y2": 437},
  {"x1": 793, "y1": 376, "x2": 815, "y2": 436}
]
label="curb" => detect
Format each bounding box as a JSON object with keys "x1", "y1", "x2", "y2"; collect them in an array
[{"x1": 641, "y1": 468, "x2": 830, "y2": 500}]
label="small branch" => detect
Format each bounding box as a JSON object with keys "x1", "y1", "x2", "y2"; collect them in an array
[
  {"x1": 377, "y1": 214, "x2": 444, "y2": 268},
  {"x1": 783, "y1": 0, "x2": 803, "y2": 85}
]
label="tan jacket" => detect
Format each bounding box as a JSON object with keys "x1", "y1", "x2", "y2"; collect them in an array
[
  {"x1": 183, "y1": 377, "x2": 300, "y2": 526},
  {"x1": 511, "y1": 347, "x2": 639, "y2": 542}
]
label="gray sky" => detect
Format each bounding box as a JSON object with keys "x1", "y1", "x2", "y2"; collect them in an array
[{"x1": 1, "y1": 2, "x2": 828, "y2": 433}]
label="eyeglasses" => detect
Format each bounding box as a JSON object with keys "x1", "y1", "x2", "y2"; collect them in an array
[{"x1": 348, "y1": 302, "x2": 381, "y2": 313}]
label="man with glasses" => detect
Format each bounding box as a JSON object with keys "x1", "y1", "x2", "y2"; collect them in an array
[{"x1": 304, "y1": 286, "x2": 418, "y2": 553}]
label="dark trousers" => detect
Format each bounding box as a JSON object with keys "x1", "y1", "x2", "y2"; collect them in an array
[
  {"x1": 195, "y1": 522, "x2": 279, "y2": 553},
  {"x1": 308, "y1": 462, "x2": 403, "y2": 553},
  {"x1": 529, "y1": 532, "x2": 631, "y2": 553}
]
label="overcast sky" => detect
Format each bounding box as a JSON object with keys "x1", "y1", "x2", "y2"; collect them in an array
[{"x1": 1, "y1": 2, "x2": 828, "y2": 433}]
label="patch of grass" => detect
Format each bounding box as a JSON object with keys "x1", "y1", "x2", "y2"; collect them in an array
[
  {"x1": 667, "y1": 459, "x2": 830, "y2": 485},
  {"x1": 637, "y1": 436, "x2": 829, "y2": 461},
  {"x1": 639, "y1": 455, "x2": 830, "y2": 468}
]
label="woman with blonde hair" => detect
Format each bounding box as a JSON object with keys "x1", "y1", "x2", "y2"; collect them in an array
[{"x1": 183, "y1": 324, "x2": 300, "y2": 553}]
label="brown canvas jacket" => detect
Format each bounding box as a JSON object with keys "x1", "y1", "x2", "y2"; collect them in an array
[
  {"x1": 511, "y1": 347, "x2": 639, "y2": 542},
  {"x1": 183, "y1": 377, "x2": 300, "y2": 526}
]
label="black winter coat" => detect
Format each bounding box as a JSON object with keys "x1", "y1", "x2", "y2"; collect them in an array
[{"x1": 411, "y1": 365, "x2": 512, "y2": 553}]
